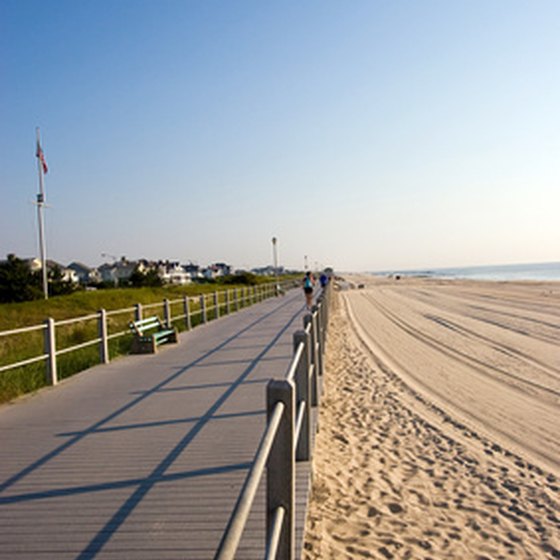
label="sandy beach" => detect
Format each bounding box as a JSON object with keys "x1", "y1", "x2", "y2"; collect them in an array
[{"x1": 303, "y1": 277, "x2": 560, "y2": 559}]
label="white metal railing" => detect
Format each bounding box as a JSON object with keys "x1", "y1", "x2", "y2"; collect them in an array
[
  {"x1": 0, "y1": 280, "x2": 297, "y2": 389},
  {"x1": 215, "y1": 282, "x2": 332, "y2": 560}
]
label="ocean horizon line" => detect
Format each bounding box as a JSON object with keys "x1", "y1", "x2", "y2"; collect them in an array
[{"x1": 371, "y1": 260, "x2": 560, "y2": 282}]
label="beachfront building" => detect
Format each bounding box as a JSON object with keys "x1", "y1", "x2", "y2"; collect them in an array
[
  {"x1": 67, "y1": 262, "x2": 101, "y2": 285},
  {"x1": 23, "y1": 257, "x2": 79, "y2": 284},
  {"x1": 157, "y1": 261, "x2": 192, "y2": 285}
]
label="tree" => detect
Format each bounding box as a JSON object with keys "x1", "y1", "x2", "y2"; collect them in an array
[
  {"x1": 0, "y1": 254, "x2": 42, "y2": 302},
  {"x1": 129, "y1": 267, "x2": 163, "y2": 287}
]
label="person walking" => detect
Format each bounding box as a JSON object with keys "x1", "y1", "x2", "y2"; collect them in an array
[{"x1": 303, "y1": 271, "x2": 315, "y2": 309}]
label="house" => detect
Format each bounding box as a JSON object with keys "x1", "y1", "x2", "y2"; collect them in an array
[
  {"x1": 203, "y1": 262, "x2": 232, "y2": 279},
  {"x1": 67, "y1": 262, "x2": 101, "y2": 285},
  {"x1": 184, "y1": 263, "x2": 202, "y2": 280},
  {"x1": 252, "y1": 265, "x2": 284, "y2": 276},
  {"x1": 23, "y1": 257, "x2": 78, "y2": 283},
  {"x1": 158, "y1": 261, "x2": 192, "y2": 285},
  {"x1": 98, "y1": 257, "x2": 136, "y2": 285}
]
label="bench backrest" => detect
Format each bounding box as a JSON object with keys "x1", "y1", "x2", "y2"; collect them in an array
[{"x1": 129, "y1": 316, "x2": 164, "y2": 336}]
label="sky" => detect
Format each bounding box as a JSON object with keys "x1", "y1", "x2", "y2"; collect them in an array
[{"x1": 1, "y1": 0, "x2": 559, "y2": 272}]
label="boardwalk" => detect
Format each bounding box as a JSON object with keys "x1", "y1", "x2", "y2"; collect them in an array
[{"x1": 0, "y1": 289, "x2": 313, "y2": 559}]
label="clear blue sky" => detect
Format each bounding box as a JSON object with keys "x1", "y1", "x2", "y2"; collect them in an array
[{"x1": 1, "y1": 0, "x2": 559, "y2": 272}]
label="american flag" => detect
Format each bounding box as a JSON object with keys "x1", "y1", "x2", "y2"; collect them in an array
[{"x1": 36, "y1": 141, "x2": 48, "y2": 174}]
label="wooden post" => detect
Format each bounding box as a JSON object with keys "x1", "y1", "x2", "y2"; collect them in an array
[
  {"x1": 214, "y1": 292, "x2": 220, "y2": 319},
  {"x1": 226, "y1": 289, "x2": 231, "y2": 314},
  {"x1": 164, "y1": 298, "x2": 171, "y2": 328},
  {"x1": 293, "y1": 330, "x2": 311, "y2": 461},
  {"x1": 303, "y1": 313, "x2": 318, "y2": 406},
  {"x1": 44, "y1": 318, "x2": 58, "y2": 385},
  {"x1": 267, "y1": 379, "x2": 295, "y2": 560},
  {"x1": 312, "y1": 305, "x2": 323, "y2": 379},
  {"x1": 183, "y1": 296, "x2": 191, "y2": 330},
  {"x1": 98, "y1": 309, "x2": 109, "y2": 364},
  {"x1": 200, "y1": 294, "x2": 207, "y2": 323}
]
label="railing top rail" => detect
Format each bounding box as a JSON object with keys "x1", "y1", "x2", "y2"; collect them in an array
[
  {"x1": 56, "y1": 313, "x2": 99, "y2": 326},
  {"x1": 106, "y1": 306, "x2": 136, "y2": 317},
  {"x1": 143, "y1": 301, "x2": 163, "y2": 311},
  {"x1": 215, "y1": 401, "x2": 286, "y2": 560},
  {"x1": 0, "y1": 323, "x2": 46, "y2": 337}
]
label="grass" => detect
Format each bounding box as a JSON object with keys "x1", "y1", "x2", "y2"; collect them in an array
[{"x1": 0, "y1": 277, "x2": 298, "y2": 404}]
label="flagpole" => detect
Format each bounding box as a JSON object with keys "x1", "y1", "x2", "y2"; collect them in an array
[{"x1": 36, "y1": 127, "x2": 48, "y2": 300}]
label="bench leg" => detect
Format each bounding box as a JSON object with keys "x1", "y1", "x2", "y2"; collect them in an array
[{"x1": 131, "y1": 337, "x2": 158, "y2": 354}]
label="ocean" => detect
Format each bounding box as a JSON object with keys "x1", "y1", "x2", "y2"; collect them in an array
[{"x1": 378, "y1": 261, "x2": 560, "y2": 282}]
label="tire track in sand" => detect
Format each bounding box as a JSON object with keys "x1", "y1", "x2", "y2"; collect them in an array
[{"x1": 303, "y1": 293, "x2": 560, "y2": 560}]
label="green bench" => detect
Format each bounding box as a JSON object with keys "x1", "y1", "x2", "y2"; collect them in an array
[{"x1": 129, "y1": 316, "x2": 178, "y2": 354}]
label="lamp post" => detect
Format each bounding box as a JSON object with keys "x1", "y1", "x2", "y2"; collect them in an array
[{"x1": 272, "y1": 237, "x2": 279, "y2": 295}]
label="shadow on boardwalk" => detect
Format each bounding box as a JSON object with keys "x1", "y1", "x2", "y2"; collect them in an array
[{"x1": 0, "y1": 289, "x2": 307, "y2": 559}]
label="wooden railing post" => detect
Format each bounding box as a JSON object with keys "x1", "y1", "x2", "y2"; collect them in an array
[
  {"x1": 44, "y1": 318, "x2": 58, "y2": 385},
  {"x1": 303, "y1": 313, "x2": 318, "y2": 406},
  {"x1": 234, "y1": 288, "x2": 239, "y2": 311},
  {"x1": 98, "y1": 309, "x2": 109, "y2": 364},
  {"x1": 293, "y1": 330, "x2": 311, "y2": 461},
  {"x1": 183, "y1": 296, "x2": 191, "y2": 330},
  {"x1": 311, "y1": 305, "x2": 323, "y2": 383},
  {"x1": 226, "y1": 289, "x2": 231, "y2": 314},
  {"x1": 214, "y1": 292, "x2": 220, "y2": 319},
  {"x1": 164, "y1": 298, "x2": 171, "y2": 328},
  {"x1": 200, "y1": 294, "x2": 207, "y2": 324},
  {"x1": 267, "y1": 379, "x2": 295, "y2": 560}
]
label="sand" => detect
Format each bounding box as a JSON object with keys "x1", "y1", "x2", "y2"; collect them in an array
[{"x1": 303, "y1": 277, "x2": 560, "y2": 559}]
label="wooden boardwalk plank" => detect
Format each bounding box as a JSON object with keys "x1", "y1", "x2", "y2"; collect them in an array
[{"x1": 0, "y1": 290, "x2": 315, "y2": 560}]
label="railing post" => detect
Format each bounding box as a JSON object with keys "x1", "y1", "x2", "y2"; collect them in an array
[
  {"x1": 226, "y1": 289, "x2": 231, "y2": 314},
  {"x1": 44, "y1": 318, "x2": 58, "y2": 386},
  {"x1": 183, "y1": 296, "x2": 191, "y2": 330},
  {"x1": 134, "y1": 303, "x2": 143, "y2": 321},
  {"x1": 293, "y1": 331, "x2": 311, "y2": 461},
  {"x1": 303, "y1": 313, "x2": 318, "y2": 406},
  {"x1": 214, "y1": 291, "x2": 220, "y2": 319},
  {"x1": 267, "y1": 379, "x2": 295, "y2": 560},
  {"x1": 234, "y1": 288, "x2": 239, "y2": 311},
  {"x1": 164, "y1": 298, "x2": 171, "y2": 328},
  {"x1": 200, "y1": 294, "x2": 207, "y2": 323},
  {"x1": 311, "y1": 305, "x2": 323, "y2": 382},
  {"x1": 98, "y1": 309, "x2": 109, "y2": 364},
  {"x1": 312, "y1": 304, "x2": 323, "y2": 378}
]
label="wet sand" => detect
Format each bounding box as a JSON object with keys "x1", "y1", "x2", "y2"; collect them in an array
[{"x1": 303, "y1": 277, "x2": 560, "y2": 559}]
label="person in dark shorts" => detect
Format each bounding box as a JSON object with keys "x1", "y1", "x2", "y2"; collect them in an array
[{"x1": 303, "y1": 271, "x2": 315, "y2": 309}]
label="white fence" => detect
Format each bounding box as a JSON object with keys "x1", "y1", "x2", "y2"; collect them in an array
[{"x1": 0, "y1": 281, "x2": 296, "y2": 387}]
